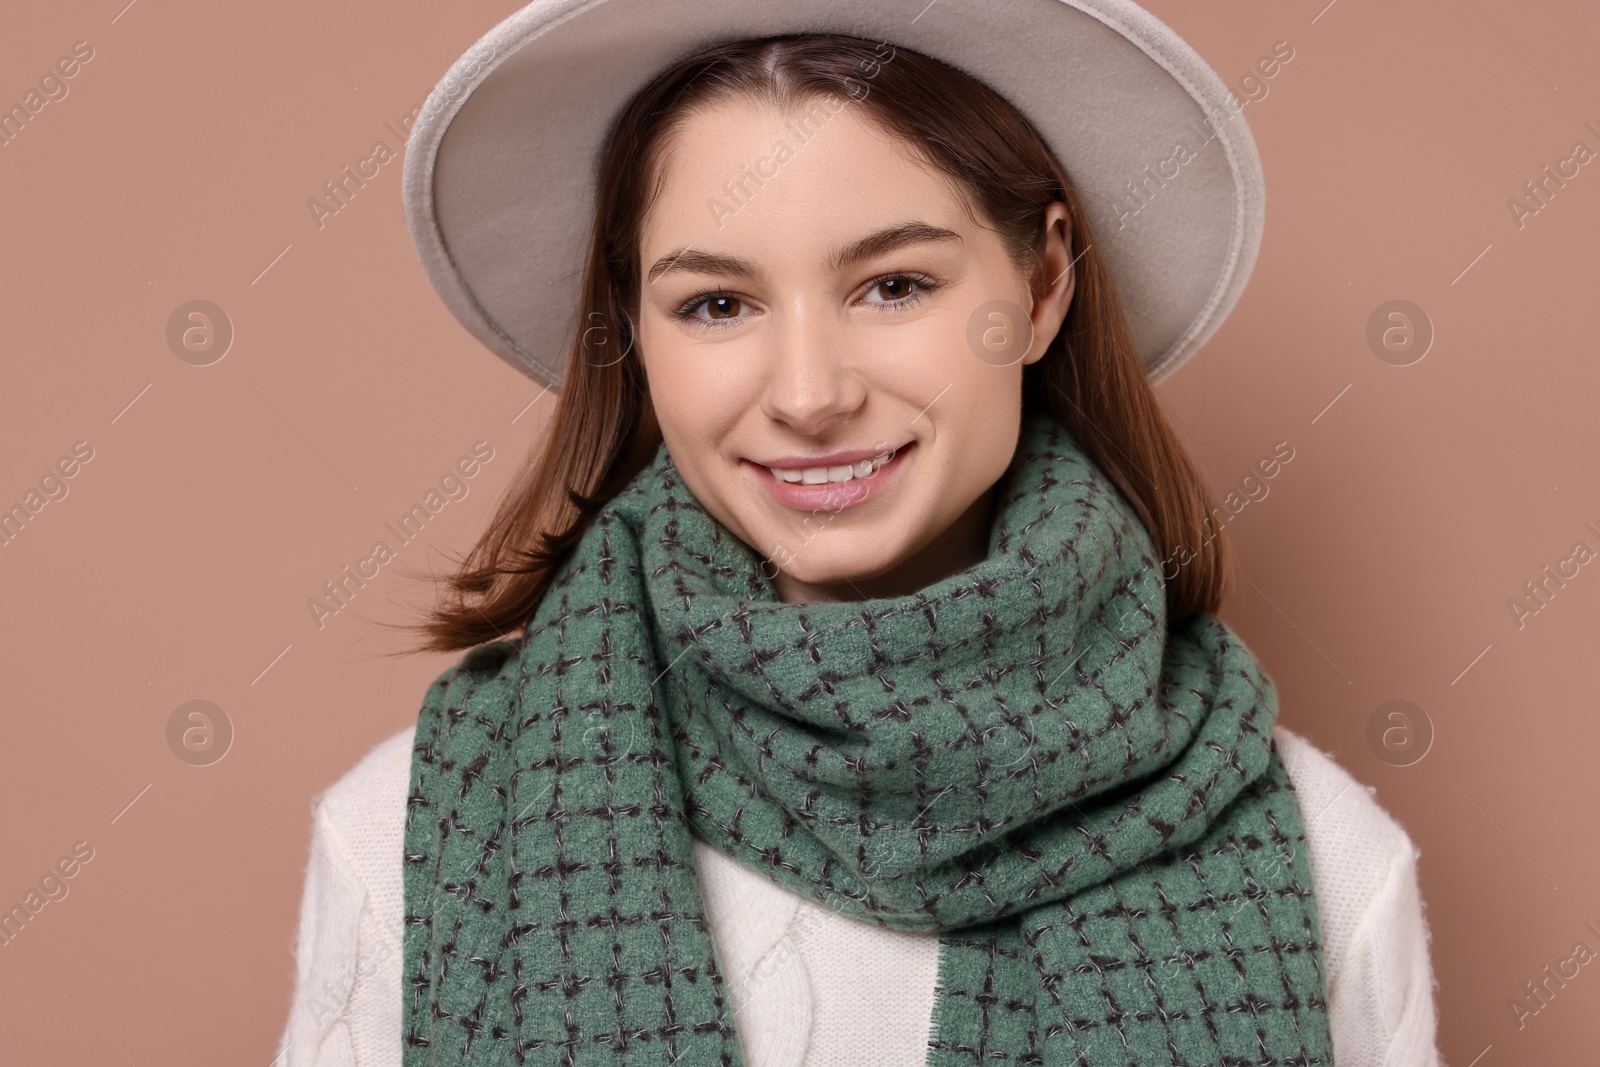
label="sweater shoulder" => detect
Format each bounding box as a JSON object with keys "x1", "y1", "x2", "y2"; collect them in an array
[
  {"x1": 1271, "y1": 723, "x2": 1425, "y2": 980},
  {"x1": 1272, "y1": 723, "x2": 1418, "y2": 857},
  {"x1": 311, "y1": 724, "x2": 417, "y2": 891},
  {"x1": 1272, "y1": 729, "x2": 1442, "y2": 1065},
  {"x1": 280, "y1": 726, "x2": 415, "y2": 1067},
  {"x1": 316, "y1": 725, "x2": 416, "y2": 812}
]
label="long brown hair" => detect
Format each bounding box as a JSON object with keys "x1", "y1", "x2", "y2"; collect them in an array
[{"x1": 395, "y1": 32, "x2": 1233, "y2": 655}]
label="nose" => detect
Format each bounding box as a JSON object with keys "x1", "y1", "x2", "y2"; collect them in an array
[{"x1": 757, "y1": 301, "x2": 867, "y2": 434}]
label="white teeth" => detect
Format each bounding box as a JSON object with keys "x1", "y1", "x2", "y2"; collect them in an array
[{"x1": 769, "y1": 449, "x2": 895, "y2": 485}]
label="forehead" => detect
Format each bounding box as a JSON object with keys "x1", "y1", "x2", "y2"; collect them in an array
[{"x1": 639, "y1": 92, "x2": 977, "y2": 260}]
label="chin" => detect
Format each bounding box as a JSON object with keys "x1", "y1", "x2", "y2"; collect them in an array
[{"x1": 781, "y1": 542, "x2": 903, "y2": 586}]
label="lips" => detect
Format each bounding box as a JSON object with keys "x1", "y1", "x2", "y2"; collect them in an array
[
  {"x1": 765, "y1": 447, "x2": 897, "y2": 485},
  {"x1": 743, "y1": 440, "x2": 914, "y2": 512}
]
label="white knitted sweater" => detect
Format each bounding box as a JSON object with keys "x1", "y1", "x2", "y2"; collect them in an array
[{"x1": 275, "y1": 723, "x2": 1444, "y2": 1066}]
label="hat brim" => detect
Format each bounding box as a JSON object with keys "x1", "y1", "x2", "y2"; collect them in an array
[{"x1": 402, "y1": 0, "x2": 1266, "y2": 389}]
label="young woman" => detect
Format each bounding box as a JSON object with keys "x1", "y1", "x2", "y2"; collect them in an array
[{"x1": 278, "y1": 6, "x2": 1442, "y2": 1066}]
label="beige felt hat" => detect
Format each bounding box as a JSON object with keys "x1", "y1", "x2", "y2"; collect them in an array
[{"x1": 401, "y1": 0, "x2": 1266, "y2": 388}]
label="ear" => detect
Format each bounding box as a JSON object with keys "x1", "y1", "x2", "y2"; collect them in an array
[{"x1": 1023, "y1": 202, "x2": 1075, "y2": 365}]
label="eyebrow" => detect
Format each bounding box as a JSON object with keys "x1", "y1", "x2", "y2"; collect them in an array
[{"x1": 645, "y1": 222, "x2": 963, "y2": 285}]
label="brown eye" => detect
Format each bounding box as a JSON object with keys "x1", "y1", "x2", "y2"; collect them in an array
[
  {"x1": 673, "y1": 290, "x2": 750, "y2": 330},
  {"x1": 862, "y1": 274, "x2": 939, "y2": 306},
  {"x1": 706, "y1": 295, "x2": 741, "y2": 319}
]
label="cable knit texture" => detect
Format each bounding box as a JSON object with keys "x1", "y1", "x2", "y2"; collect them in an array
[{"x1": 276, "y1": 722, "x2": 1442, "y2": 1067}]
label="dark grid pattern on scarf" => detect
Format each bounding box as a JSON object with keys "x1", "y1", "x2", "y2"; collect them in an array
[
  {"x1": 925, "y1": 746, "x2": 1330, "y2": 1065},
  {"x1": 402, "y1": 409, "x2": 1334, "y2": 1065}
]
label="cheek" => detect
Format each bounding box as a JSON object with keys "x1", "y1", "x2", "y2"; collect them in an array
[
  {"x1": 895, "y1": 319, "x2": 1029, "y2": 430},
  {"x1": 858, "y1": 311, "x2": 1012, "y2": 401},
  {"x1": 961, "y1": 427, "x2": 1020, "y2": 503},
  {"x1": 922, "y1": 376, "x2": 1026, "y2": 505},
  {"x1": 898, "y1": 385, "x2": 1011, "y2": 490},
  {"x1": 638, "y1": 325, "x2": 753, "y2": 414},
  {"x1": 641, "y1": 353, "x2": 783, "y2": 546},
  {"x1": 849, "y1": 316, "x2": 1024, "y2": 507}
]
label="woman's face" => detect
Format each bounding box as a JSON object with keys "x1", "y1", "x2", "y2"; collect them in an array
[{"x1": 634, "y1": 92, "x2": 1075, "y2": 603}]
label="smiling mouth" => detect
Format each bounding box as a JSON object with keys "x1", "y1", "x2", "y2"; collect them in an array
[
  {"x1": 764, "y1": 446, "x2": 899, "y2": 485},
  {"x1": 744, "y1": 441, "x2": 915, "y2": 513}
]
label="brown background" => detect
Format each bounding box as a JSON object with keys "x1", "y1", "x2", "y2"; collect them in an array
[{"x1": 1, "y1": 0, "x2": 1595, "y2": 1062}]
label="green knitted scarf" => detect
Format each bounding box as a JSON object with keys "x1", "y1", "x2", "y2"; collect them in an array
[{"x1": 401, "y1": 408, "x2": 1334, "y2": 1065}]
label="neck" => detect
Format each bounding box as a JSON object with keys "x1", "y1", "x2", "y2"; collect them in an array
[{"x1": 772, "y1": 485, "x2": 998, "y2": 604}]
